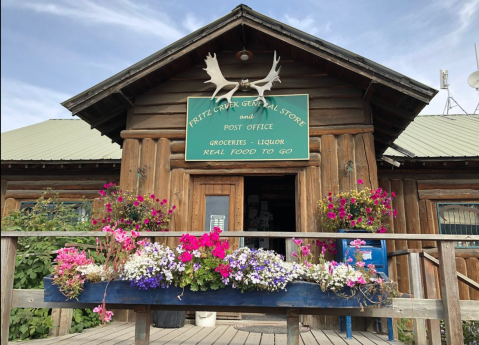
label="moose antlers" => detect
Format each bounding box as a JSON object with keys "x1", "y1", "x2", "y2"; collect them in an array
[{"x1": 203, "y1": 51, "x2": 281, "y2": 106}]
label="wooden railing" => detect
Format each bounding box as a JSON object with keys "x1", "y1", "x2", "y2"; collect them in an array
[{"x1": 1, "y1": 231, "x2": 479, "y2": 345}]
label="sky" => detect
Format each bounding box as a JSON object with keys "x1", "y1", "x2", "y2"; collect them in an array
[{"x1": 1, "y1": 0, "x2": 478, "y2": 133}]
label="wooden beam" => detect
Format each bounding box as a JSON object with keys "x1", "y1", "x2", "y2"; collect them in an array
[
  {"x1": 418, "y1": 189, "x2": 479, "y2": 200},
  {"x1": 371, "y1": 96, "x2": 416, "y2": 120},
  {"x1": 90, "y1": 104, "x2": 130, "y2": 129},
  {"x1": 134, "y1": 305, "x2": 151, "y2": 345},
  {"x1": 363, "y1": 81, "x2": 378, "y2": 101},
  {"x1": 389, "y1": 143, "x2": 416, "y2": 158},
  {"x1": 1, "y1": 237, "x2": 17, "y2": 345},
  {"x1": 381, "y1": 156, "x2": 401, "y2": 167},
  {"x1": 438, "y1": 241, "x2": 464, "y2": 345},
  {"x1": 3, "y1": 231, "x2": 479, "y2": 242}
]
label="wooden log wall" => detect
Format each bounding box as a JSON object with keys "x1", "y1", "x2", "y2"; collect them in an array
[
  {"x1": 0, "y1": 170, "x2": 120, "y2": 218},
  {"x1": 379, "y1": 178, "x2": 479, "y2": 301}
]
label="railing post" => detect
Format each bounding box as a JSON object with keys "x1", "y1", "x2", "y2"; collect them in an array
[
  {"x1": 285, "y1": 238, "x2": 296, "y2": 263},
  {"x1": 421, "y1": 255, "x2": 441, "y2": 345},
  {"x1": 287, "y1": 308, "x2": 299, "y2": 345},
  {"x1": 134, "y1": 305, "x2": 151, "y2": 345},
  {"x1": 438, "y1": 241, "x2": 463, "y2": 345},
  {"x1": 409, "y1": 252, "x2": 427, "y2": 345},
  {"x1": 1, "y1": 236, "x2": 17, "y2": 345}
]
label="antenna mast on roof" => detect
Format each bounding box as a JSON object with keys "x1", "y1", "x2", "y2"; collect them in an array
[{"x1": 440, "y1": 69, "x2": 467, "y2": 115}]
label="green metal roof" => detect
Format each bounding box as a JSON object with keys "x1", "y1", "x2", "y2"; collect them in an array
[
  {"x1": 1, "y1": 119, "x2": 122, "y2": 161},
  {"x1": 384, "y1": 114, "x2": 479, "y2": 158}
]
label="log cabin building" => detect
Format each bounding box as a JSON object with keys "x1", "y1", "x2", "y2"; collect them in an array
[{"x1": 2, "y1": 4, "x2": 478, "y2": 331}]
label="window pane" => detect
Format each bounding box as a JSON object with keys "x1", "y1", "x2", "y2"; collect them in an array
[
  {"x1": 205, "y1": 196, "x2": 229, "y2": 232},
  {"x1": 437, "y1": 203, "x2": 479, "y2": 247}
]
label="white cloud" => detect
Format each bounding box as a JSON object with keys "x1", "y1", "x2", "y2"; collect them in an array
[
  {"x1": 5, "y1": 0, "x2": 185, "y2": 41},
  {"x1": 283, "y1": 15, "x2": 320, "y2": 36},
  {"x1": 1, "y1": 78, "x2": 73, "y2": 132},
  {"x1": 183, "y1": 13, "x2": 205, "y2": 33}
]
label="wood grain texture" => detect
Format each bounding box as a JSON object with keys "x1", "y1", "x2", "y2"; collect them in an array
[
  {"x1": 422, "y1": 257, "x2": 441, "y2": 345},
  {"x1": 456, "y1": 258, "x2": 470, "y2": 300},
  {"x1": 337, "y1": 134, "x2": 355, "y2": 193},
  {"x1": 119, "y1": 138, "x2": 140, "y2": 192},
  {"x1": 418, "y1": 189, "x2": 479, "y2": 200},
  {"x1": 1, "y1": 237, "x2": 17, "y2": 345},
  {"x1": 404, "y1": 180, "x2": 422, "y2": 250},
  {"x1": 138, "y1": 138, "x2": 157, "y2": 195},
  {"x1": 1, "y1": 180, "x2": 8, "y2": 218},
  {"x1": 155, "y1": 138, "x2": 171, "y2": 201},
  {"x1": 134, "y1": 305, "x2": 151, "y2": 345},
  {"x1": 438, "y1": 241, "x2": 464, "y2": 345},
  {"x1": 466, "y1": 258, "x2": 479, "y2": 300},
  {"x1": 408, "y1": 253, "x2": 427, "y2": 345}
]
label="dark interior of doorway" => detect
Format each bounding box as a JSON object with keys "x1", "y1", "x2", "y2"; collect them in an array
[{"x1": 243, "y1": 175, "x2": 296, "y2": 256}]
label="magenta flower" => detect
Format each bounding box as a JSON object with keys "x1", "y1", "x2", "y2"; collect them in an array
[
  {"x1": 328, "y1": 203, "x2": 334, "y2": 210},
  {"x1": 350, "y1": 198, "x2": 356, "y2": 203},
  {"x1": 327, "y1": 212, "x2": 336, "y2": 219},
  {"x1": 292, "y1": 237, "x2": 303, "y2": 246},
  {"x1": 351, "y1": 220, "x2": 356, "y2": 227},
  {"x1": 144, "y1": 219, "x2": 149, "y2": 224},
  {"x1": 137, "y1": 195, "x2": 144, "y2": 202},
  {"x1": 134, "y1": 201, "x2": 139, "y2": 207},
  {"x1": 366, "y1": 207, "x2": 371, "y2": 213},
  {"x1": 99, "y1": 190, "x2": 106, "y2": 197},
  {"x1": 150, "y1": 194, "x2": 155, "y2": 200},
  {"x1": 118, "y1": 196, "x2": 123, "y2": 202},
  {"x1": 357, "y1": 179, "x2": 364, "y2": 184}
]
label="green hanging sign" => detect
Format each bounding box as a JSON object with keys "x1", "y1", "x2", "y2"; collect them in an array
[{"x1": 185, "y1": 95, "x2": 309, "y2": 161}]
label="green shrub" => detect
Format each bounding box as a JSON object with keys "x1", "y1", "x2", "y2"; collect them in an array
[{"x1": 2, "y1": 193, "x2": 100, "y2": 341}]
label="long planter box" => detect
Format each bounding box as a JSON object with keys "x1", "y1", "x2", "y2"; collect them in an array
[{"x1": 44, "y1": 276, "x2": 387, "y2": 309}]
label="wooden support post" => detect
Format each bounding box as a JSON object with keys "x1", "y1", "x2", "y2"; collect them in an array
[
  {"x1": 134, "y1": 305, "x2": 151, "y2": 345},
  {"x1": 58, "y1": 308, "x2": 73, "y2": 336},
  {"x1": 1, "y1": 180, "x2": 7, "y2": 218},
  {"x1": 1, "y1": 236, "x2": 17, "y2": 345},
  {"x1": 422, "y1": 256, "x2": 442, "y2": 345},
  {"x1": 287, "y1": 308, "x2": 299, "y2": 345},
  {"x1": 285, "y1": 238, "x2": 296, "y2": 263},
  {"x1": 438, "y1": 241, "x2": 463, "y2": 345},
  {"x1": 409, "y1": 252, "x2": 427, "y2": 345},
  {"x1": 49, "y1": 308, "x2": 61, "y2": 336}
]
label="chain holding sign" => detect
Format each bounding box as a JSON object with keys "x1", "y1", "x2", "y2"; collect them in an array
[{"x1": 185, "y1": 95, "x2": 309, "y2": 161}]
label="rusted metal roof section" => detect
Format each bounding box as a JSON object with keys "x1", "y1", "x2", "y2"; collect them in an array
[
  {"x1": 384, "y1": 114, "x2": 479, "y2": 158},
  {"x1": 1, "y1": 120, "x2": 122, "y2": 162},
  {"x1": 60, "y1": 4, "x2": 438, "y2": 156}
]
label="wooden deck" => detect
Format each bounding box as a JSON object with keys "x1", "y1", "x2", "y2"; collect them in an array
[{"x1": 9, "y1": 322, "x2": 403, "y2": 345}]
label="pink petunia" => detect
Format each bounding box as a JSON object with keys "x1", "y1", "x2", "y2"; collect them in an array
[
  {"x1": 357, "y1": 179, "x2": 364, "y2": 184},
  {"x1": 327, "y1": 212, "x2": 336, "y2": 219},
  {"x1": 350, "y1": 198, "x2": 356, "y2": 204},
  {"x1": 137, "y1": 195, "x2": 144, "y2": 202},
  {"x1": 118, "y1": 196, "x2": 123, "y2": 202},
  {"x1": 292, "y1": 237, "x2": 303, "y2": 246},
  {"x1": 328, "y1": 203, "x2": 334, "y2": 210},
  {"x1": 134, "y1": 201, "x2": 139, "y2": 207},
  {"x1": 150, "y1": 194, "x2": 155, "y2": 200}
]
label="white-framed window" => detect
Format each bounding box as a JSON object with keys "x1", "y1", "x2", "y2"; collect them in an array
[{"x1": 437, "y1": 203, "x2": 479, "y2": 248}]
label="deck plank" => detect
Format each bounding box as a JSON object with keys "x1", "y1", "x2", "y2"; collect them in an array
[
  {"x1": 322, "y1": 330, "x2": 347, "y2": 344},
  {"x1": 300, "y1": 331, "x2": 319, "y2": 345},
  {"x1": 310, "y1": 329, "x2": 334, "y2": 344},
  {"x1": 358, "y1": 331, "x2": 391, "y2": 345},
  {"x1": 259, "y1": 333, "x2": 274, "y2": 345},
  {"x1": 244, "y1": 332, "x2": 261, "y2": 345},
  {"x1": 228, "y1": 329, "x2": 249, "y2": 345},
  {"x1": 8, "y1": 323, "x2": 405, "y2": 345},
  {"x1": 180, "y1": 326, "x2": 220, "y2": 345},
  {"x1": 332, "y1": 330, "x2": 362, "y2": 345},
  {"x1": 349, "y1": 331, "x2": 379, "y2": 345},
  {"x1": 161, "y1": 325, "x2": 205, "y2": 344},
  {"x1": 212, "y1": 326, "x2": 238, "y2": 345},
  {"x1": 197, "y1": 325, "x2": 230, "y2": 345}
]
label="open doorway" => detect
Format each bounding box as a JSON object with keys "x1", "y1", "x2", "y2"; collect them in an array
[{"x1": 243, "y1": 175, "x2": 296, "y2": 256}]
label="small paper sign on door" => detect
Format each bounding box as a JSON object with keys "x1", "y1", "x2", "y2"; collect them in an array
[{"x1": 210, "y1": 215, "x2": 225, "y2": 231}]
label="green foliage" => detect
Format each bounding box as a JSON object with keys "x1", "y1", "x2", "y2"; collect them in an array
[
  {"x1": 440, "y1": 320, "x2": 479, "y2": 345},
  {"x1": 1, "y1": 192, "x2": 99, "y2": 340},
  {"x1": 9, "y1": 308, "x2": 52, "y2": 341},
  {"x1": 397, "y1": 318, "x2": 415, "y2": 345},
  {"x1": 70, "y1": 309, "x2": 101, "y2": 333}
]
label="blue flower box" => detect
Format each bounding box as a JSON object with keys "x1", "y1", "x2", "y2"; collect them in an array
[{"x1": 43, "y1": 276, "x2": 387, "y2": 309}]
